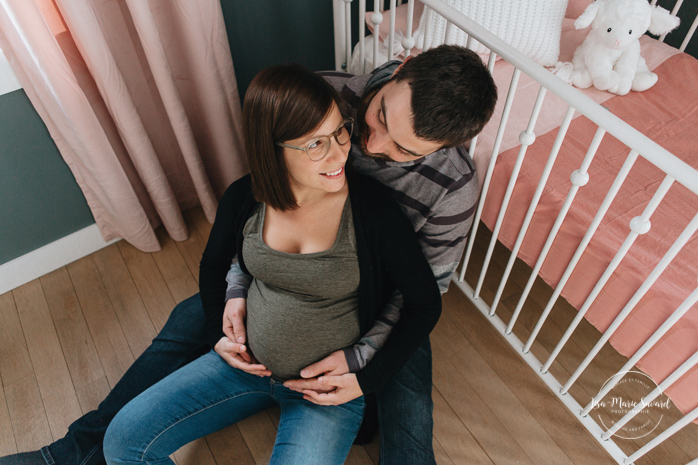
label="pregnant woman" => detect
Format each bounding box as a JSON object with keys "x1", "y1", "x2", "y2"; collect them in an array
[{"x1": 102, "y1": 63, "x2": 441, "y2": 465}]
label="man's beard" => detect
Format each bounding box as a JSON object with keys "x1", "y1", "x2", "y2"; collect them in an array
[{"x1": 356, "y1": 88, "x2": 392, "y2": 161}]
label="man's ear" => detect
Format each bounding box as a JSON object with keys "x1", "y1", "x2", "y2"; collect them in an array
[{"x1": 391, "y1": 55, "x2": 414, "y2": 77}]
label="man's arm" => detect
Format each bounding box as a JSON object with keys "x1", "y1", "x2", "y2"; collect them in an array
[{"x1": 226, "y1": 257, "x2": 251, "y2": 300}]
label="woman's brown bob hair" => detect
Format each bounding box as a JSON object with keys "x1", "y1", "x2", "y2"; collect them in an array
[{"x1": 243, "y1": 63, "x2": 344, "y2": 211}]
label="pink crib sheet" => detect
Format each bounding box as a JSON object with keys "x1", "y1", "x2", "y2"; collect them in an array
[{"x1": 479, "y1": 52, "x2": 698, "y2": 417}]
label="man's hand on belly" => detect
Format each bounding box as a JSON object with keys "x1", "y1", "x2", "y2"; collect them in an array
[{"x1": 299, "y1": 374, "x2": 363, "y2": 406}]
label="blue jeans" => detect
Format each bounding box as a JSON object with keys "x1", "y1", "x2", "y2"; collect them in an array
[
  {"x1": 37, "y1": 293, "x2": 435, "y2": 465},
  {"x1": 103, "y1": 351, "x2": 364, "y2": 465},
  {"x1": 377, "y1": 339, "x2": 436, "y2": 465}
]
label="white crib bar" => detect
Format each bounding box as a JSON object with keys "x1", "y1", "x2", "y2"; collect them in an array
[
  {"x1": 541, "y1": 151, "x2": 641, "y2": 372},
  {"x1": 422, "y1": 6, "x2": 433, "y2": 50},
  {"x1": 465, "y1": 34, "x2": 475, "y2": 50},
  {"x1": 508, "y1": 128, "x2": 606, "y2": 337},
  {"x1": 371, "y1": 0, "x2": 382, "y2": 70},
  {"x1": 532, "y1": 172, "x2": 673, "y2": 355},
  {"x1": 445, "y1": 20, "x2": 455, "y2": 42},
  {"x1": 561, "y1": 212, "x2": 698, "y2": 394},
  {"x1": 626, "y1": 407, "x2": 698, "y2": 464},
  {"x1": 490, "y1": 106, "x2": 576, "y2": 316},
  {"x1": 403, "y1": 0, "x2": 416, "y2": 57},
  {"x1": 601, "y1": 350, "x2": 698, "y2": 439},
  {"x1": 474, "y1": 86, "x2": 547, "y2": 299},
  {"x1": 359, "y1": 0, "x2": 366, "y2": 73},
  {"x1": 459, "y1": 67, "x2": 521, "y2": 283},
  {"x1": 583, "y1": 284, "x2": 698, "y2": 417},
  {"x1": 345, "y1": 0, "x2": 353, "y2": 70},
  {"x1": 388, "y1": 0, "x2": 396, "y2": 60},
  {"x1": 681, "y1": 14, "x2": 698, "y2": 52}
]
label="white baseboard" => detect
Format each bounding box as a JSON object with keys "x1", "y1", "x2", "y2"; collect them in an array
[{"x1": 0, "y1": 224, "x2": 119, "y2": 295}]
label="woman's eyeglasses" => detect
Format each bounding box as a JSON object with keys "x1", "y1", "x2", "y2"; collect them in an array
[{"x1": 277, "y1": 118, "x2": 354, "y2": 161}]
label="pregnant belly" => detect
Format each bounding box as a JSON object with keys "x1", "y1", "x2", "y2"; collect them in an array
[{"x1": 246, "y1": 290, "x2": 360, "y2": 380}]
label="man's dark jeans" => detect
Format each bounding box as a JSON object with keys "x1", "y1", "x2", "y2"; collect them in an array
[{"x1": 35, "y1": 294, "x2": 435, "y2": 465}]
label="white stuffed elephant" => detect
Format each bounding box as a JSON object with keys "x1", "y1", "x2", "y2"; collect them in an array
[{"x1": 570, "y1": 0, "x2": 680, "y2": 95}]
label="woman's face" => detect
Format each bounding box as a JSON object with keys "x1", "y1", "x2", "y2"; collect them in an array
[{"x1": 281, "y1": 104, "x2": 350, "y2": 200}]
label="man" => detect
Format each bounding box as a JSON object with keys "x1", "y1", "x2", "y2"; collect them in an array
[{"x1": 0, "y1": 44, "x2": 496, "y2": 465}]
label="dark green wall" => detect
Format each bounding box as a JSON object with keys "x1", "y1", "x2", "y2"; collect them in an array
[
  {"x1": 0, "y1": 90, "x2": 94, "y2": 265},
  {"x1": 220, "y1": 0, "x2": 336, "y2": 102}
]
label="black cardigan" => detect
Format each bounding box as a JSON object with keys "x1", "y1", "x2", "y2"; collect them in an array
[{"x1": 199, "y1": 171, "x2": 441, "y2": 394}]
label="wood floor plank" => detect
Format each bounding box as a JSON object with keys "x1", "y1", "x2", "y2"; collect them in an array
[
  {"x1": 0, "y1": 292, "x2": 33, "y2": 385},
  {"x1": 442, "y1": 288, "x2": 616, "y2": 465},
  {"x1": 0, "y1": 292, "x2": 52, "y2": 451},
  {"x1": 433, "y1": 437, "x2": 456, "y2": 465},
  {"x1": 3, "y1": 377, "x2": 52, "y2": 452},
  {"x1": 151, "y1": 230, "x2": 199, "y2": 304},
  {"x1": 13, "y1": 281, "x2": 82, "y2": 440},
  {"x1": 93, "y1": 244, "x2": 157, "y2": 358},
  {"x1": 432, "y1": 386, "x2": 492, "y2": 465},
  {"x1": 189, "y1": 207, "x2": 213, "y2": 244},
  {"x1": 236, "y1": 411, "x2": 278, "y2": 464},
  {"x1": 40, "y1": 268, "x2": 110, "y2": 413},
  {"x1": 432, "y1": 350, "x2": 534, "y2": 465},
  {"x1": 67, "y1": 257, "x2": 134, "y2": 388},
  {"x1": 447, "y1": 338, "x2": 575, "y2": 465},
  {"x1": 362, "y1": 431, "x2": 380, "y2": 464},
  {"x1": 205, "y1": 425, "x2": 256, "y2": 465},
  {"x1": 172, "y1": 438, "x2": 218, "y2": 465},
  {"x1": 436, "y1": 295, "x2": 575, "y2": 465},
  {"x1": 176, "y1": 210, "x2": 209, "y2": 285},
  {"x1": 0, "y1": 377, "x2": 18, "y2": 456},
  {"x1": 117, "y1": 240, "x2": 176, "y2": 332},
  {"x1": 345, "y1": 445, "x2": 375, "y2": 465}
]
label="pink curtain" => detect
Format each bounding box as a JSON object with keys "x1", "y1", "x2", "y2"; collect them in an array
[{"x1": 0, "y1": 0, "x2": 248, "y2": 251}]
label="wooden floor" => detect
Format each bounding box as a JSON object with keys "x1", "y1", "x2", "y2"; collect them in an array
[{"x1": 0, "y1": 208, "x2": 696, "y2": 464}]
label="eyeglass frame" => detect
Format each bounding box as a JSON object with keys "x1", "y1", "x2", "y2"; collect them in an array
[{"x1": 276, "y1": 117, "x2": 354, "y2": 161}]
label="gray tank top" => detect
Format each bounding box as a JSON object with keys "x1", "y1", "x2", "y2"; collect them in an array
[{"x1": 242, "y1": 199, "x2": 361, "y2": 379}]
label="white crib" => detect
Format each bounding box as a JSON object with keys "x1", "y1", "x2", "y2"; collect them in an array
[{"x1": 333, "y1": 1, "x2": 698, "y2": 464}]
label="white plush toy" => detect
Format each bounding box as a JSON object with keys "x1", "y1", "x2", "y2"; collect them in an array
[{"x1": 570, "y1": 0, "x2": 680, "y2": 95}]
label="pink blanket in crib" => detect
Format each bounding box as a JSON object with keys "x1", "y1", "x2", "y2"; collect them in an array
[{"x1": 480, "y1": 51, "x2": 698, "y2": 417}]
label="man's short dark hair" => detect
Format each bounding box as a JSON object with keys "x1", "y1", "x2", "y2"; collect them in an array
[
  {"x1": 393, "y1": 44, "x2": 498, "y2": 148},
  {"x1": 243, "y1": 63, "x2": 343, "y2": 211}
]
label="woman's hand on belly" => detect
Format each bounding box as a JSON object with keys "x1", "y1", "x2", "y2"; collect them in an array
[
  {"x1": 299, "y1": 374, "x2": 363, "y2": 406},
  {"x1": 214, "y1": 336, "x2": 272, "y2": 377}
]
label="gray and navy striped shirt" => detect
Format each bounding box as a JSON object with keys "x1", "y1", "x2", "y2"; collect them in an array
[{"x1": 226, "y1": 61, "x2": 479, "y2": 371}]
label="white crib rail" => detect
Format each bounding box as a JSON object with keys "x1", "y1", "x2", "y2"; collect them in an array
[{"x1": 334, "y1": 1, "x2": 698, "y2": 464}]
